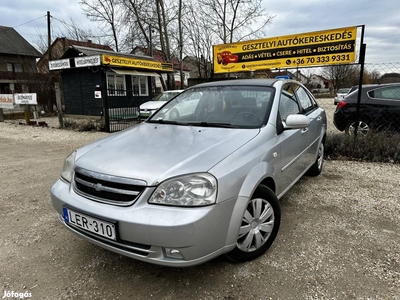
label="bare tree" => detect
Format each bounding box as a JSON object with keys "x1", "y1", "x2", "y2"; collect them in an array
[
  {"x1": 59, "y1": 18, "x2": 108, "y2": 43},
  {"x1": 123, "y1": 0, "x2": 178, "y2": 88},
  {"x1": 79, "y1": 0, "x2": 275, "y2": 85},
  {"x1": 79, "y1": 0, "x2": 125, "y2": 51},
  {"x1": 122, "y1": 0, "x2": 158, "y2": 50},
  {"x1": 196, "y1": 0, "x2": 274, "y2": 44},
  {"x1": 321, "y1": 64, "x2": 359, "y2": 92},
  {"x1": 184, "y1": 4, "x2": 215, "y2": 78},
  {"x1": 177, "y1": 0, "x2": 184, "y2": 87}
]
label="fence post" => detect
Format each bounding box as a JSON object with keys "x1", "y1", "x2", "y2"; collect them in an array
[
  {"x1": 55, "y1": 83, "x2": 64, "y2": 128},
  {"x1": 354, "y1": 25, "x2": 366, "y2": 139},
  {"x1": 101, "y1": 73, "x2": 110, "y2": 132}
]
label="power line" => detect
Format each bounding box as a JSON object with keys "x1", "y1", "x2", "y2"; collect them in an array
[
  {"x1": 13, "y1": 15, "x2": 46, "y2": 28},
  {"x1": 50, "y1": 15, "x2": 107, "y2": 39},
  {"x1": 50, "y1": 15, "x2": 70, "y2": 27}
]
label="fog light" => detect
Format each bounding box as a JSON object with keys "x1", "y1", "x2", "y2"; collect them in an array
[{"x1": 163, "y1": 248, "x2": 184, "y2": 260}]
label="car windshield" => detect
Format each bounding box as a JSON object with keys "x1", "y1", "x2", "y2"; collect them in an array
[
  {"x1": 153, "y1": 91, "x2": 181, "y2": 101},
  {"x1": 149, "y1": 85, "x2": 274, "y2": 129}
]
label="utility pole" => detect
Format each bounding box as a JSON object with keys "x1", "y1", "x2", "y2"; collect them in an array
[{"x1": 47, "y1": 11, "x2": 51, "y2": 60}]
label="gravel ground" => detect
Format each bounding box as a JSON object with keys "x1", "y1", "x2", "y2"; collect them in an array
[{"x1": 0, "y1": 117, "x2": 399, "y2": 300}]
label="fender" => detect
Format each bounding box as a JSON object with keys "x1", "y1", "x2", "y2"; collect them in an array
[{"x1": 224, "y1": 161, "x2": 277, "y2": 246}]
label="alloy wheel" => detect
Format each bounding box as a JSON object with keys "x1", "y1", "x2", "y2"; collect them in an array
[{"x1": 347, "y1": 121, "x2": 369, "y2": 136}]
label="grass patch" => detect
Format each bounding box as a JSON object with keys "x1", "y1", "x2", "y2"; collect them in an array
[
  {"x1": 325, "y1": 131, "x2": 400, "y2": 163},
  {"x1": 62, "y1": 118, "x2": 105, "y2": 132}
]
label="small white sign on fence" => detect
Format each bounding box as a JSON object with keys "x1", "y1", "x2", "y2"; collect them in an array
[
  {"x1": 0, "y1": 94, "x2": 14, "y2": 109},
  {"x1": 14, "y1": 93, "x2": 37, "y2": 105}
]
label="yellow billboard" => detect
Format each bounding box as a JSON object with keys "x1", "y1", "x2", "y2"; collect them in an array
[
  {"x1": 102, "y1": 54, "x2": 173, "y2": 72},
  {"x1": 213, "y1": 26, "x2": 358, "y2": 73}
]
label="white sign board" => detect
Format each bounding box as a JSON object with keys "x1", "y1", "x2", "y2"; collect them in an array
[
  {"x1": 75, "y1": 55, "x2": 101, "y2": 68},
  {"x1": 94, "y1": 91, "x2": 102, "y2": 99},
  {"x1": 49, "y1": 59, "x2": 71, "y2": 70},
  {"x1": 0, "y1": 94, "x2": 14, "y2": 109},
  {"x1": 14, "y1": 93, "x2": 38, "y2": 105}
]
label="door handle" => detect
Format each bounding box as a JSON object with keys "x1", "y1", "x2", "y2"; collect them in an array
[{"x1": 302, "y1": 127, "x2": 309, "y2": 134}]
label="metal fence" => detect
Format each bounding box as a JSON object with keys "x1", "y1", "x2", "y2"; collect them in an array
[
  {"x1": 320, "y1": 62, "x2": 400, "y2": 137},
  {"x1": 313, "y1": 62, "x2": 400, "y2": 163},
  {"x1": 104, "y1": 88, "x2": 141, "y2": 132}
]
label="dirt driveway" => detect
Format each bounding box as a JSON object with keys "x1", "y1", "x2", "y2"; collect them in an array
[{"x1": 1, "y1": 121, "x2": 399, "y2": 300}]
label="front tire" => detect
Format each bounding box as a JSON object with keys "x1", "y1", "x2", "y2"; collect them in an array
[
  {"x1": 307, "y1": 141, "x2": 324, "y2": 176},
  {"x1": 226, "y1": 185, "x2": 281, "y2": 262},
  {"x1": 169, "y1": 108, "x2": 179, "y2": 119}
]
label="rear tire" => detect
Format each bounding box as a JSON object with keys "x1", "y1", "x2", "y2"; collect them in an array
[
  {"x1": 226, "y1": 185, "x2": 280, "y2": 262},
  {"x1": 345, "y1": 120, "x2": 370, "y2": 136}
]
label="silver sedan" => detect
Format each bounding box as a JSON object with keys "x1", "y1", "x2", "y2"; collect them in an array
[{"x1": 51, "y1": 79, "x2": 327, "y2": 267}]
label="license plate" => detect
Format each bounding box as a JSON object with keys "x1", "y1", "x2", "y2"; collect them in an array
[{"x1": 63, "y1": 207, "x2": 116, "y2": 241}]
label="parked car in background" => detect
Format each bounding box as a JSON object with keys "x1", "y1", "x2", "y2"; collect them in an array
[
  {"x1": 51, "y1": 79, "x2": 327, "y2": 267},
  {"x1": 334, "y1": 87, "x2": 351, "y2": 105},
  {"x1": 167, "y1": 91, "x2": 203, "y2": 119},
  {"x1": 139, "y1": 90, "x2": 184, "y2": 120},
  {"x1": 333, "y1": 83, "x2": 400, "y2": 135}
]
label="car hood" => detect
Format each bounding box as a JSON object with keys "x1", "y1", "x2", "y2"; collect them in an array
[
  {"x1": 75, "y1": 123, "x2": 259, "y2": 185},
  {"x1": 140, "y1": 101, "x2": 166, "y2": 110}
]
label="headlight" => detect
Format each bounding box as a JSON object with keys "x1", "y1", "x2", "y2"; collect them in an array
[
  {"x1": 149, "y1": 173, "x2": 217, "y2": 206},
  {"x1": 60, "y1": 151, "x2": 76, "y2": 183}
]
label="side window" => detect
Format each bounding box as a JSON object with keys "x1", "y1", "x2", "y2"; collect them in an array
[
  {"x1": 132, "y1": 76, "x2": 149, "y2": 96},
  {"x1": 279, "y1": 90, "x2": 300, "y2": 121},
  {"x1": 295, "y1": 86, "x2": 315, "y2": 112},
  {"x1": 106, "y1": 72, "x2": 126, "y2": 96},
  {"x1": 369, "y1": 87, "x2": 400, "y2": 100}
]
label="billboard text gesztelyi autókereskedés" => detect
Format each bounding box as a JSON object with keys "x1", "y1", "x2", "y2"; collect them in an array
[{"x1": 213, "y1": 26, "x2": 358, "y2": 73}]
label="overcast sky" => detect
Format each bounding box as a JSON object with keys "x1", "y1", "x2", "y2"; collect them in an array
[{"x1": 2, "y1": 0, "x2": 399, "y2": 64}]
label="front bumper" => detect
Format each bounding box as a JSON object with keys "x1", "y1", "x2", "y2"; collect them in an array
[
  {"x1": 51, "y1": 179, "x2": 240, "y2": 267},
  {"x1": 138, "y1": 110, "x2": 154, "y2": 120}
]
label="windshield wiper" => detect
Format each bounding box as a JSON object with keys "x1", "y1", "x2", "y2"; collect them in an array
[
  {"x1": 147, "y1": 119, "x2": 190, "y2": 126},
  {"x1": 188, "y1": 122, "x2": 236, "y2": 128}
]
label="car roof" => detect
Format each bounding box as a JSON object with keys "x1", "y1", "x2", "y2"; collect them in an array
[
  {"x1": 351, "y1": 83, "x2": 400, "y2": 92},
  {"x1": 189, "y1": 78, "x2": 292, "y2": 88},
  {"x1": 345, "y1": 83, "x2": 400, "y2": 101}
]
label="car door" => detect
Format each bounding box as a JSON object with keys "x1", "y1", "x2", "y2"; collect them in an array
[
  {"x1": 294, "y1": 84, "x2": 324, "y2": 168},
  {"x1": 277, "y1": 84, "x2": 310, "y2": 190},
  {"x1": 368, "y1": 85, "x2": 400, "y2": 130}
]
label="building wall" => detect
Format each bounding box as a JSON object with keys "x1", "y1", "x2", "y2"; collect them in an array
[
  {"x1": 0, "y1": 54, "x2": 37, "y2": 73},
  {"x1": 62, "y1": 68, "x2": 155, "y2": 116},
  {"x1": 62, "y1": 68, "x2": 103, "y2": 115}
]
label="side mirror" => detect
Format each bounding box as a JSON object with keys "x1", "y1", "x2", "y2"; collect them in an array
[{"x1": 283, "y1": 114, "x2": 310, "y2": 129}]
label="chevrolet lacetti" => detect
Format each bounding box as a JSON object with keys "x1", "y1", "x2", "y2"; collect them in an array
[{"x1": 51, "y1": 79, "x2": 327, "y2": 267}]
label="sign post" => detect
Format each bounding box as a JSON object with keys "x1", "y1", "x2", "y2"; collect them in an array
[
  {"x1": 14, "y1": 93, "x2": 38, "y2": 125},
  {"x1": 55, "y1": 83, "x2": 64, "y2": 128}
]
